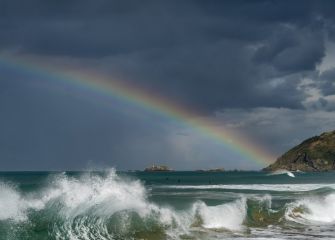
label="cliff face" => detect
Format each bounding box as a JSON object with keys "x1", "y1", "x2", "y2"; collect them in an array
[{"x1": 264, "y1": 130, "x2": 335, "y2": 172}]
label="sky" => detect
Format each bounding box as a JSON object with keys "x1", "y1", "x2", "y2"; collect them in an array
[{"x1": 1, "y1": 0, "x2": 335, "y2": 170}]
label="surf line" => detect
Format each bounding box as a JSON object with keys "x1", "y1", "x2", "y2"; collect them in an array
[{"x1": 0, "y1": 54, "x2": 275, "y2": 166}]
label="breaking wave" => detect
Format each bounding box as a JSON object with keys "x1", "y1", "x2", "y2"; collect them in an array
[
  {"x1": 286, "y1": 193, "x2": 335, "y2": 225},
  {"x1": 0, "y1": 170, "x2": 335, "y2": 239},
  {"x1": 267, "y1": 169, "x2": 295, "y2": 177},
  {"x1": 192, "y1": 198, "x2": 247, "y2": 231},
  {"x1": 0, "y1": 170, "x2": 249, "y2": 239}
]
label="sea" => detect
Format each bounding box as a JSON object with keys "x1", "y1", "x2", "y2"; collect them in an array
[{"x1": 0, "y1": 169, "x2": 335, "y2": 240}]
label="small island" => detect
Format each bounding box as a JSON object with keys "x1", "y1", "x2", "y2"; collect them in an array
[
  {"x1": 144, "y1": 164, "x2": 173, "y2": 172},
  {"x1": 263, "y1": 130, "x2": 335, "y2": 172}
]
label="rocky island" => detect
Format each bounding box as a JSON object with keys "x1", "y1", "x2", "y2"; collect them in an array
[
  {"x1": 263, "y1": 130, "x2": 335, "y2": 172},
  {"x1": 144, "y1": 164, "x2": 173, "y2": 172}
]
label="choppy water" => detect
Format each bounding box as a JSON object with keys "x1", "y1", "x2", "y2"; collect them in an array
[{"x1": 1, "y1": 170, "x2": 335, "y2": 239}]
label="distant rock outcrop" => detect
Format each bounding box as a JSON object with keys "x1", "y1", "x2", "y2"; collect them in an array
[
  {"x1": 144, "y1": 164, "x2": 172, "y2": 172},
  {"x1": 263, "y1": 130, "x2": 335, "y2": 172}
]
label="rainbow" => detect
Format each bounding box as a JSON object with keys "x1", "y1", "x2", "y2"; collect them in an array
[{"x1": 0, "y1": 54, "x2": 275, "y2": 167}]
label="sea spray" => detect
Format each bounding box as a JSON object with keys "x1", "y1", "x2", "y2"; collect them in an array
[
  {"x1": 0, "y1": 182, "x2": 26, "y2": 221},
  {"x1": 268, "y1": 169, "x2": 295, "y2": 178},
  {"x1": 193, "y1": 198, "x2": 247, "y2": 231},
  {"x1": 0, "y1": 170, "x2": 199, "y2": 239},
  {"x1": 0, "y1": 182, "x2": 45, "y2": 222},
  {"x1": 286, "y1": 193, "x2": 335, "y2": 224},
  {"x1": 44, "y1": 170, "x2": 186, "y2": 239},
  {"x1": 1, "y1": 170, "x2": 335, "y2": 239}
]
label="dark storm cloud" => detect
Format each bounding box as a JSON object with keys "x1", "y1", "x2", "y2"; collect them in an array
[
  {"x1": 1, "y1": 0, "x2": 335, "y2": 170},
  {"x1": 216, "y1": 107, "x2": 335, "y2": 156},
  {"x1": 0, "y1": 73, "x2": 183, "y2": 170},
  {"x1": 0, "y1": 70, "x2": 254, "y2": 170},
  {"x1": 319, "y1": 68, "x2": 335, "y2": 96},
  {"x1": 253, "y1": 24, "x2": 325, "y2": 72},
  {"x1": 0, "y1": 0, "x2": 324, "y2": 55},
  {"x1": 1, "y1": 0, "x2": 335, "y2": 112}
]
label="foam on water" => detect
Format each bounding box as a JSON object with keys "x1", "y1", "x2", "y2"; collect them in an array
[
  {"x1": 193, "y1": 198, "x2": 247, "y2": 231},
  {"x1": 158, "y1": 183, "x2": 335, "y2": 192},
  {"x1": 43, "y1": 170, "x2": 187, "y2": 239},
  {"x1": 267, "y1": 169, "x2": 295, "y2": 178},
  {"x1": 45, "y1": 170, "x2": 150, "y2": 217},
  {"x1": 1, "y1": 170, "x2": 335, "y2": 239},
  {"x1": 286, "y1": 193, "x2": 335, "y2": 224},
  {"x1": 0, "y1": 170, "x2": 250, "y2": 239},
  {"x1": 0, "y1": 170, "x2": 151, "y2": 223},
  {"x1": 0, "y1": 183, "x2": 26, "y2": 221},
  {"x1": 46, "y1": 170, "x2": 250, "y2": 238},
  {"x1": 0, "y1": 182, "x2": 45, "y2": 221}
]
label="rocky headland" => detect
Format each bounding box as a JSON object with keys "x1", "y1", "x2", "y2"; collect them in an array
[{"x1": 263, "y1": 130, "x2": 335, "y2": 172}]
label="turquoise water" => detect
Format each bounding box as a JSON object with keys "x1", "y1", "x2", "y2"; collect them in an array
[{"x1": 1, "y1": 170, "x2": 335, "y2": 239}]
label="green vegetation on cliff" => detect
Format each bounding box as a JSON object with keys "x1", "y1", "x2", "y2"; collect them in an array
[{"x1": 264, "y1": 130, "x2": 335, "y2": 172}]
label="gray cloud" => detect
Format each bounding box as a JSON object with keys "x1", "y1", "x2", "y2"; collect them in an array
[
  {"x1": 1, "y1": 0, "x2": 335, "y2": 170},
  {"x1": 1, "y1": 0, "x2": 334, "y2": 112},
  {"x1": 253, "y1": 24, "x2": 325, "y2": 72},
  {"x1": 319, "y1": 68, "x2": 335, "y2": 96},
  {"x1": 216, "y1": 107, "x2": 335, "y2": 156}
]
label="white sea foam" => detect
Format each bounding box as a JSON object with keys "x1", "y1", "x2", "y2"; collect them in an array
[
  {"x1": 268, "y1": 169, "x2": 295, "y2": 178},
  {"x1": 43, "y1": 170, "x2": 187, "y2": 239},
  {"x1": 193, "y1": 198, "x2": 247, "y2": 231},
  {"x1": 46, "y1": 170, "x2": 250, "y2": 238},
  {"x1": 0, "y1": 170, "x2": 253, "y2": 239},
  {"x1": 44, "y1": 170, "x2": 151, "y2": 217},
  {"x1": 158, "y1": 183, "x2": 335, "y2": 192},
  {"x1": 0, "y1": 182, "x2": 45, "y2": 221},
  {"x1": 0, "y1": 183, "x2": 26, "y2": 221},
  {"x1": 286, "y1": 193, "x2": 335, "y2": 224},
  {"x1": 0, "y1": 170, "x2": 152, "y2": 223},
  {"x1": 4, "y1": 170, "x2": 335, "y2": 239}
]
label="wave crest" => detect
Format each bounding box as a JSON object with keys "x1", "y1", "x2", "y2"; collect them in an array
[
  {"x1": 286, "y1": 193, "x2": 335, "y2": 224},
  {"x1": 2, "y1": 170, "x2": 335, "y2": 239}
]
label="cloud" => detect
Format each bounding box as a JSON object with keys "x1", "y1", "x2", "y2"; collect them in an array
[
  {"x1": 1, "y1": 0, "x2": 335, "y2": 170},
  {"x1": 0, "y1": 0, "x2": 333, "y2": 113},
  {"x1": 253, "y1": 24, "x2": 325, "y2": 72},
  {"x1": 216, "y1": 107, "x2": 335, "y2": 156}
]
